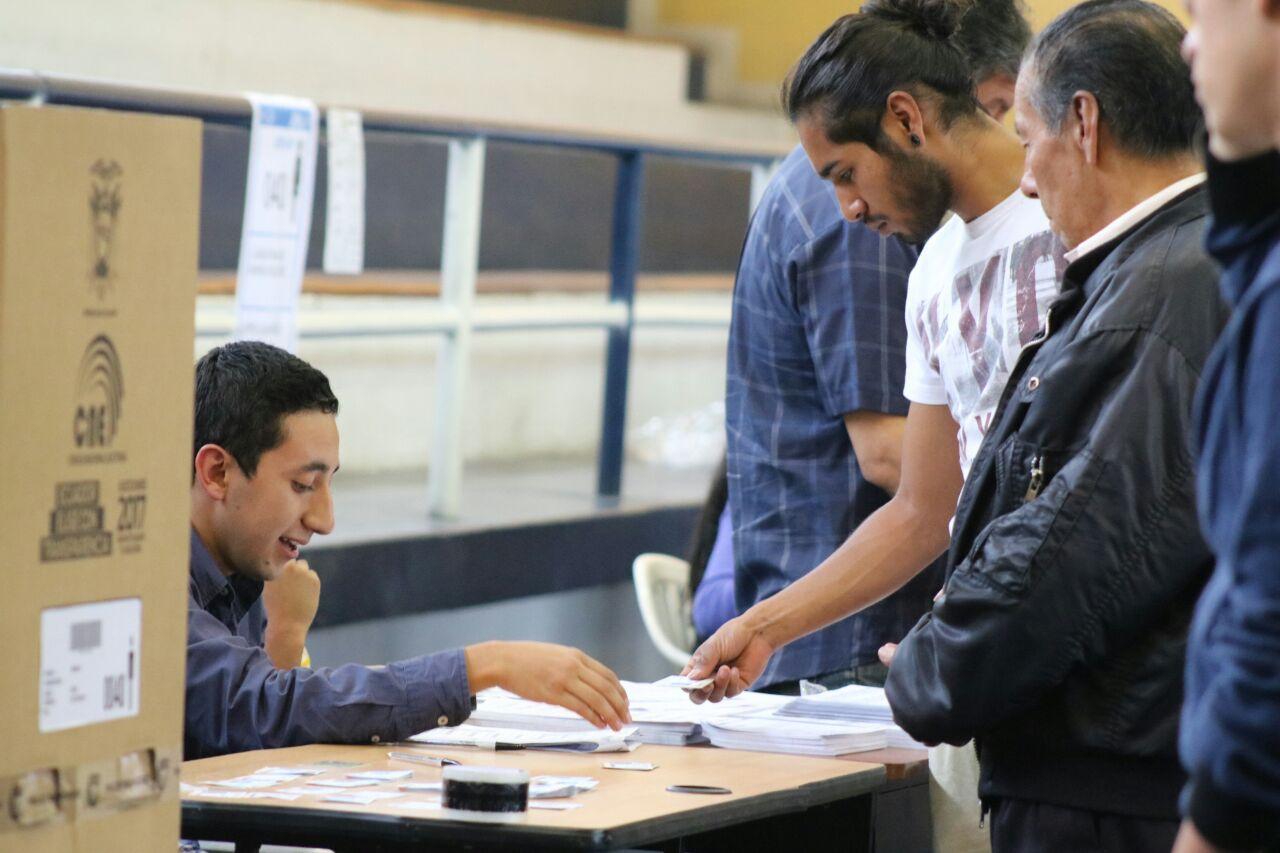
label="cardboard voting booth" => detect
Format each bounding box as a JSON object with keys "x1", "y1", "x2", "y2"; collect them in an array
[{"x1": 0, "y1": 105, "x2": 200, "y2": 851}]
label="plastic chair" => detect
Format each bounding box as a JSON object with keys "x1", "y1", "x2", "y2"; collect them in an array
[{"x1": 631, "y1": 553, "x2": 697, "y2": 669}]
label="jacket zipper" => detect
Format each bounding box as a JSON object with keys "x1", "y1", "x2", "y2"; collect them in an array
[
  {"x1": 1012, "y1": 305, "x2": 1057, "y2": 505},
  {"x1": 1024, "y1": 454, "x2": 1045, "y2": 502}
]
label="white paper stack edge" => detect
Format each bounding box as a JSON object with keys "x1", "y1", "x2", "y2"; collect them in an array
[
  {"x1": 776, "y1": 684, "x2": 926, "y2": 750},
  {"x1": 467, "y1": 683, "x2": 707, "y2": 746},
  {"x1": 700, "y1": 713, "x2": 889, "y2": 756}
]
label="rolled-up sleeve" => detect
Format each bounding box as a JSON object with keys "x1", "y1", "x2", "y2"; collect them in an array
[{"x1": 185, "y1": 606, "x2": 471, "y2": 759}]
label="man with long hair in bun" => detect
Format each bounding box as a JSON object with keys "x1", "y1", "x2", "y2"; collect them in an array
[{"x1": 686, "y1": 0, "x2": 1062, "y2": 849}]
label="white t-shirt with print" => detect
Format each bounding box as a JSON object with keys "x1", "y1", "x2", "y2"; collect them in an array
[
  {"x1": 905, "y1": 191, "x2": 1066, "y2": 853},
  {"x1": 904, "y1": 191, "x2": 1067, "y2": 477}
]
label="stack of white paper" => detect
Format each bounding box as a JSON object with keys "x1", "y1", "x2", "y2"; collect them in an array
[
  {"x1": 408, "y1": 723, "x2": 640, "y2": 753},
  {"x1": 776, "y1": 684, "x2": 925, "y2": 749},
  {"x1": 468, "y1": 682, "x2": 707, "y2": 745},
  {"x1": 700, "y1": 711, "x2": 889, "y2": 756}
]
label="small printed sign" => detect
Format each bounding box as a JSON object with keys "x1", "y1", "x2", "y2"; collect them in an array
[
  {"x1": 234, "y1": 94, "x2": 319, "y2": 353},
  {"x1": 322, "y1": 108, "x2": 366, "y2": 275},
  {"x1": 39, "y1": 598, "x2": 141, "y2": 732}
]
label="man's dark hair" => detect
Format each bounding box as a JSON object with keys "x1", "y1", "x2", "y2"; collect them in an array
[
  {"x1": 194, "y1": 341, "x2": 338, "y2": 477},
  {"x1": 782, "y1": 0, "x2": 983, "y2": 150},
  {"x1": 1026, "y1": 0, "x2": 1202, "y2": 157},
  {"x1": 954, "y1": 0, "x2": 1032, "y2": 81}
]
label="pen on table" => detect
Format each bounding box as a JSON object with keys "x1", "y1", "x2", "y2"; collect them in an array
[{"x1": 387, "y1": 751, "x2": 461, "y2": 767}]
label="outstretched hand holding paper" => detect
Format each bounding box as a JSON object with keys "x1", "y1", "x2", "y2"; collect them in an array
[{"x1": 680, "y1": 616, "x2": 776, "y2": 704}]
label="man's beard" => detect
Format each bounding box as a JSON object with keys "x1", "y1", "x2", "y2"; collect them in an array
[{"x1": 882, "y1": 142, "x2": 954, "y2": 244}]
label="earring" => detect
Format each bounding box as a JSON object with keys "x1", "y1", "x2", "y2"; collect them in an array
[{"x1": 909, "y1": 133, "x2": 922, "y2": 146}]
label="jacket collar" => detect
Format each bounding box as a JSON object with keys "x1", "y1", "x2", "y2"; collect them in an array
[
  {"x1": 1065, "y1": 174, "x2": 1206, "y2": 264},
  {"x1": 1061, "y1": 184, "x2": 1208, "y2": 296}
]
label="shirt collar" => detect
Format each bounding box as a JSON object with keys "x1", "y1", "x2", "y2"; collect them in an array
[
  {"x1": 1065, "y1": 173, "x2": 1207, "y2": 263},
  {"x1": 189, "y1": 527, "x2": 264, "y2": 609},
  {"x1": 961, "y1": 189, "x2": 1027, "y2": 241}
]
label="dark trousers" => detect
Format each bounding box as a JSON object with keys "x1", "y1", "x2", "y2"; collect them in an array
[
  {"x1": 989, "y1": 798, "x2": 1179, "y2": 853},
  {"x1": 758, "y1": 661, "x2": 890, "y2": 696}
]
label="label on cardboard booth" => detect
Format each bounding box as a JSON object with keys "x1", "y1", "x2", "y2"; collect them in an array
[
  {"x1": 39, "y1": 598, "x2": 142, "y2": 732},
  {"x1": 234, "y1": 93, "x2": 319, "y2": 353}
]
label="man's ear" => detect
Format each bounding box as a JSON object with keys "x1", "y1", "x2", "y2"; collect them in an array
[
  {"x1": 193, "y1": 444, "x2": 236, "y2": 501},
  {"x1": 885, "y1": 90, "x2": 927, "y2": 147},
  {"x1": 1070, "y1": 90, "x2": 1102, "y2": 165}
]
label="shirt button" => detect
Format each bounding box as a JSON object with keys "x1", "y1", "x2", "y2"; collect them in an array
[
  {"x1": 1027, "y1": 376, "x2": 1041, "y2": 391},
  {"x1": 437, "y1": 715, "x2": 450, "y2": 727},
  {"x1": 370, "y1": 735, "x2": 381, "y2": 744}
]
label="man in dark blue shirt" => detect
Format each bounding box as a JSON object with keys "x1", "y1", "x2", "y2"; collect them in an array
[
  {"x1": 1175, "y1": 2, "x2": 1280, "y2": 850},
  {"x1": 185, "y1": 341, "x2": 629, "y2": 760}
]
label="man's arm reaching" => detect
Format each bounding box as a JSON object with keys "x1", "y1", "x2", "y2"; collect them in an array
[{"x1": 684, "y1": 402, "x2": 962, "y2": 702}]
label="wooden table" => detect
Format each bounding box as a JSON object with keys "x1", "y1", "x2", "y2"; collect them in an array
[{"x1": 181, "y1": 743, "x2": 929, "y2": 852}]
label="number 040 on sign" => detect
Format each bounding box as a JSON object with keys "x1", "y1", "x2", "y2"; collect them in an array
[{"x1": 39, "y1": 597, "x2": 141, "y2": 732}]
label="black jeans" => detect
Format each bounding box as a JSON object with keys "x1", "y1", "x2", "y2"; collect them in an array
[
  {"x1": 758, "y1": 661, "x2": 890, "y2": 695},
  {"x1": 988, "y1": 797, "x2": 1178, "y2": 853}
]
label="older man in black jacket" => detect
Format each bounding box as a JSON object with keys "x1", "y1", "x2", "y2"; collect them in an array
[{"x1": 884, "y1": 3, "x2": 1227, "y2": 851}]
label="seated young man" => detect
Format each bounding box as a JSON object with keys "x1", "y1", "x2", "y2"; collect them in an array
[{"x1": 186, "y1": 340, "x2": 630, "y2": 759}]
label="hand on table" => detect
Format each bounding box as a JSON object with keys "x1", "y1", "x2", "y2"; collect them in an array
[
  {"x1": 466, "y1": 641, "x2": 631, "y2": 731},
  {"x1": 681, "y1": 616, "x2": 775, "y2": 704}
]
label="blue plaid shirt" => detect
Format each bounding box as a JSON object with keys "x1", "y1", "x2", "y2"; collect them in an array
[{"x1": 726, "y1": 145, "x2": 942, "y2": 687}]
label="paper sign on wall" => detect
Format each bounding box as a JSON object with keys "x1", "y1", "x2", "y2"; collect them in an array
[
  {"x1": 234, "y1": 94, "x2": 319, "y2": 353},
  {"x1": 322, "y1": 108, "x2": 366, "y2": 275},
  {"x1": 39, "y1": 598, "x2": 142, "y2": 733}
]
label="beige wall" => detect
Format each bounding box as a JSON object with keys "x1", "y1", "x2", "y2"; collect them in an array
[{"x1": 0, "y1": 0, "x2": 792, "y2": 149}]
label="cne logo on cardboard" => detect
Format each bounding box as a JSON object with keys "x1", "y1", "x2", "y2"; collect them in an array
[{"x1": 74, "y1": 334, "x2": 124, "y2": 449}]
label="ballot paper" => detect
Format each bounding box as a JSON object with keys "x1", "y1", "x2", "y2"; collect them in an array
[
  {"x1": 187, "y1": 788, "x2": 302, "y2": 801},
  {"x1": 322, "y1": 791, "x2": 403, "y2": 805},
  {"x1": 777, "y1": 684, "x2": 926, "y2": 750},
  {"x1": 401, "y1": 776, "x2": 598, "y2": 799},
  {"x1": 409, "y1": 723, "x2": 640, "y2": 753},
  {"x1": 304, "y1": 777, "x2": 379, "y2": 789},
  {"x1": 702, "y1": 690, "x2": 791, "y2": 713},
  {"x1": 204, "y1": 774, "x2": 301, "y2": 789},
  {"x1": 277, "y1": 786, "x2": 344, "y2": 796},
  {"x1": 654, "y1": 675, "x2": 715, "y2": 692},
  {"x1": 468, "y1": 681, "x2": 708, "y2": 745},
  {"x1": 700, "y1": 712, "x2": 889, "y2": 756},
  {"x1": 347, "y1": 770, "x2": 413, "y2": 782},
  {"x1": 443, "y1": 680, "x2": 919, "y2": 758},
  {"x1": 529, "y1": 776, "x2": 598, "y2": 798},
  {"x1": 256, "y1": 765, "x2": 328, "y2": 776},
  {"x1": 399, "y1": 782, "x2": 443, "y2": 793}
]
